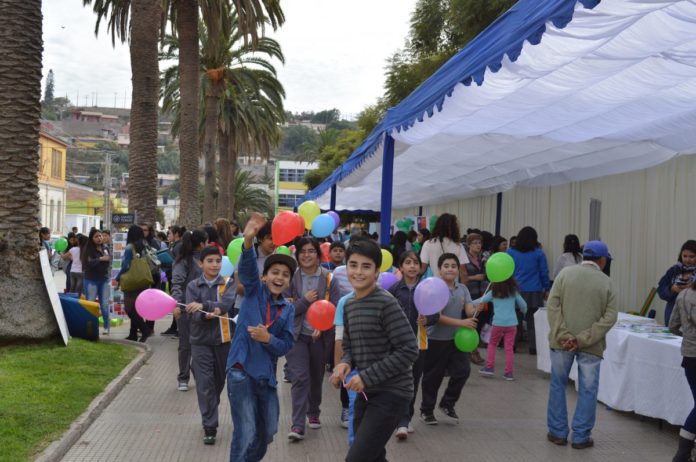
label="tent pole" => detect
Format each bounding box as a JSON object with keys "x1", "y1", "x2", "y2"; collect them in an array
[
  {"x1": 380, "y1": 134, "x2": 395, "y2": 247},
  {"x1": 495, "y1": 192, "x2": 502, "y2": 236},
  {"x1": 418, "y1": 206, "x2": 423, "y2": 217},
  {"x1": 330, "y1": 184, "x2": 337, "y2": 211}
]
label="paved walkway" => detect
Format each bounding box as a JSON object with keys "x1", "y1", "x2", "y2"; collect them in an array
[{"x1": 58, "y1": 314, "x2": 680, "y2": 462}]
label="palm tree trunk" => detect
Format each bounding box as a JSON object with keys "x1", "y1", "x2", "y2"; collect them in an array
[
  {"x1": 176, "y1": 0, "x2": 200, "y2": 228},
  {"x1": 128, "y1": 0, "x2": 161, "y2": 225},
  {"x1": 217, "y1": 128, "x2": 230, "y2": 217},
  {"x1": 227, "y1": 145, "x2": 239, "y2": 220},
  {"x1": 202, "y1": 78, "x2": 222, "y2": 223},
  {"x1": 0, "y1": 0, "x2": 57, "y2": 342}
]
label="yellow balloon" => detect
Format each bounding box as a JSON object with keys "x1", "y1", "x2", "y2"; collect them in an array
[
  {"x1": 380, "y1": 249, "x2": 394, "y2": 272},
  {"x1": 298, "y1": 201, "x2": 321, "y2": 230}
]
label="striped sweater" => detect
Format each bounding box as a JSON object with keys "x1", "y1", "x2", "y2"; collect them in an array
[{"x1": 341, "y1": 287, "x2": 418, "y2": 398}]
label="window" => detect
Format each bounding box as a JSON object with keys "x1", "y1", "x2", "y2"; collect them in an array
[
  {"x1": 278, "y1": 193, "x2": 304, "y2": 208},
  {"x1": 51, "y1": 149, "x2": 62, "y2": 178},
  {"x1": 280, "y1": 168, "x2": 309, "y2": 182},
  {"x1": 589, "y1": 198, "x2": 601, "y2": 241}
]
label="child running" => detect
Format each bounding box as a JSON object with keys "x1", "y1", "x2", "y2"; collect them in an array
[
  {"x1": 420, "y1": 253, "x2": 477, "y2": 425},
  {"x1": 185, "y1": 246, "x2": 236, "y2": 445},
  {"x1": 388, "y1": 250, "x2": 436, "y2": 439},
  {"x1": 226, "y1": 213, "x2": 296, "y2": 461},
  {"x1": 332, "y1": 238, "x2": 417, "y2": 462},
  {"x1": 475, "y1": 277, "x2": 527, "y2": 380}
]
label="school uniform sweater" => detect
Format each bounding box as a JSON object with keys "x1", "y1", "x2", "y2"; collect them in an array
[
  {"x1": 341, "y1": 287, "x2": 418, "y2": 398},
  {"x1": 185, "y1": 274, "x2": 236, "y2": 346}
]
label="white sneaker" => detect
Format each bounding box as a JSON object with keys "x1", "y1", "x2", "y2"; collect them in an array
[
  {"x1": 407, "y1": 423, "x2": 414, "y2": 433},
  {"x1": 395, "y1": 427, "x2": 408, "y2": 440},
  {"x1": 177, "y1": 382, "x2": 188, "y2": 391}
]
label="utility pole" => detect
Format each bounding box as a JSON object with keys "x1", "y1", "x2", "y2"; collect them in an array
[{"x1": 103, "y1": 151, "x2": 112, "y2": 228}]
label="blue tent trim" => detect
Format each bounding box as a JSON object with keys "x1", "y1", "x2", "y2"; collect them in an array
[{"x1": 300, "y1": 0, "x2": 600, "y2": 206}]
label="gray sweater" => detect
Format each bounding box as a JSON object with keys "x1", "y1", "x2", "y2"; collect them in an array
[
  {"x1": 669, "y1": 288, "x2": 696, "y2": 358},
  {"x1": 341, "y1": 287, "x2": 418, "y2": 398},
  {"x1": 185, "y1": 274, "x2": 236, "y2": 346},
  {"x1": 284, "y1": 266, "x2": 341, "y2": 339}
]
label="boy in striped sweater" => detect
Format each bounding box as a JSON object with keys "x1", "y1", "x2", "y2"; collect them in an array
[{"x1": 332, "y1": 238, "x2": 418, "y2": 462}]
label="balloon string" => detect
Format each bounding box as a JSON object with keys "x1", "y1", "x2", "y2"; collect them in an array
[
  {"x1": 342, "y1": 380, "x2": 368, "y2": 401},
  {"x1": 473, "y1": 282, "x2": 492, "y2": 319},
  {"x1": 176, "y1": 303, "x2": 230, "y2": 320}
]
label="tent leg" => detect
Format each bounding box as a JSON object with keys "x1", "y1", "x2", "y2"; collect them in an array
[
  {"x1": 330, "y1": 184, "x2": 337, "y2": 211},
  {"x1": 495, "y1": 192, "x2": 503, "y2": 236},
  {"x1": 379, "y1": 134, "x2": 395, "y2": 247}
]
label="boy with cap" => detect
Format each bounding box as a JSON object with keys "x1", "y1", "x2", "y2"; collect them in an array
[
  {"x1": 226, "y1": 213, "x2": 297, "y2": 461},
  {"x1": 546, "y1": 240, "x2": 617, "y2": 450}
]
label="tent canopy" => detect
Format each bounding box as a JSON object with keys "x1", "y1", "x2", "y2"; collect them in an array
[{"x1": 303, "y1": 0, "x2": 696, "y2": 212}]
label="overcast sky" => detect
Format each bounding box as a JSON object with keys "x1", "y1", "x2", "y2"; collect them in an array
[{"x1": 42, "y1": 1, "x2": 417, "y2": 119}]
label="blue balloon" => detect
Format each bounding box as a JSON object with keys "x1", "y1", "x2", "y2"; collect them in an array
[
  {"x1": 221, "y1": 256, "x2": 234, "y2": 277},
  {"x1": 311, "y1": 213, "x2": 335, "y2": 238}
]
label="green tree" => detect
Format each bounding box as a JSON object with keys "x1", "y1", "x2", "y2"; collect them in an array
[
  {"x1": 294, "y1": 128, "x2": 339, "y2": 163},
  {"x1": 232, "y1": 169, "x2": 273, "y2": 221},
  {"x1": 43, "y1": 69, "x2": 55, "y2": 105},
  {"x1": 277, "y1": 124, "x2": 318, "y2": 157},
  {"x1": 357, "y1": 100, "x2": 387, "y2": 134},
  {"x1": 311, "y1": 108, "x2": 340, "y2": 125},
  {"x1": 304, "y1": 129, "x2": 364, "y2": 190}
]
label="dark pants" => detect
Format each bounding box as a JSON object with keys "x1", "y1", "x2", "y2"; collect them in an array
[
  {"x1": 177, "y1": 313, "x2": 191, "y2": 383},
  {"x1": 520, "y1": 291, "x2": 544, "y2": 353},
  {"x1": 340, "y1": 386, "x2": 349, "y2": 409},
  {"x1": 420, "y1": 339, "x2": 470, "y2": 414},
  {"x1": 191, "y1": 342, "x2": 231, "y2": 430},
  {"x1": 684, "y1": 366, "x2": 696, "y2": 433},
  {"x1": 286, "y1": 334, "x2": 326, "y2": 428},
  {"x1": 346, "y1": 391, "x2": 408, "y2": 462},
  {"x1": 323, "y1": 326, "x2": 336, "y2": 370},
  {"x1": 399, "y1": 350, "x2": 426, "y2": 427},
  {"x1": 124, "y1": 289, "x2": 150, "y2": 338}
]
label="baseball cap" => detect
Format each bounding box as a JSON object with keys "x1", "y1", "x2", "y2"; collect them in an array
[
  {"x1": 582, "y1": 240, "x2": 611, "y2": 259},
  {"x1": 263, "y1": 253, "x2": 297, "y2": 275}
]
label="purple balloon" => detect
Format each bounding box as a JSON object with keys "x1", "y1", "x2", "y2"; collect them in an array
[
  {"x1": 328, "y1": 211, "x2": 340, "y2": 229},
  {"x1": 378, "y1": 272, "x2": 399, "y2": 290},
  {"x1": 414, "y1": 277, "x2": 450, "y2": 315}
]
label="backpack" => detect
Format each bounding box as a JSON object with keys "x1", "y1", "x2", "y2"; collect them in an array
[
  {"x1": 120, "y1": 245, "x2": 154, "y2": 292},
  {"x1": 142, "y1": 245, "x2": 161, "y2": 272}
]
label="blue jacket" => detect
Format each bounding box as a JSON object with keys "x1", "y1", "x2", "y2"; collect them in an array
[
  {"x1": 508, "y1": 247, "x2": 551, "y2": 292},
  {"x1": 226, "y1": 247, "x2": 295, "y2": 387}
]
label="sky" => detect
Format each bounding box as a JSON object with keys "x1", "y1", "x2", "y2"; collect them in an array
[{"x1": 42, "y1": 1, "x2": 417, "y2": 120}]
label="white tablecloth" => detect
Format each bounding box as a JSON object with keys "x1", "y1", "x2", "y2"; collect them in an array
[{"x1": 535, "y1": 309, "x2": 692, "y2": 425}]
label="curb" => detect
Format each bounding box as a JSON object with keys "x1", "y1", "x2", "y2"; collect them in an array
[{"x1": 35, "y1": 339, "x2": 153, "y2": 462}]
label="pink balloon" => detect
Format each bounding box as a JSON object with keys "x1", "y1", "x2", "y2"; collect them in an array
[
  {"x1": 414, "y1": 277, "x2": 450, "y2": 315},
  {"x1": 378, "y1": 272, "x2": 399, "y2": 291},
  {"x1": 328, "y1": 211, "x2": 340, "y2": 229},
  {"x1": 135, "y1": 289, "x2": 177, "y2": 321}
]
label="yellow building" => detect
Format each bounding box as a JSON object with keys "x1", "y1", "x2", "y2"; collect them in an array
[
  {"x1": 275, "y1": 160, "x2": 318, "y2": 213},
  {"x1": 38, "y1": 131, "x2": 68, "y2": 234}
]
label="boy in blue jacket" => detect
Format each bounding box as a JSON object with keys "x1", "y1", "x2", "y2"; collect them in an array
[{"x1": 226, "y1": 213, "x2": 297, "y2": 461}]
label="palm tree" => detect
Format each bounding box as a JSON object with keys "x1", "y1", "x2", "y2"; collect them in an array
[
  {"x1": 294, "y1": 127, "x2": 340, "y2": 163},
  {"x1": 0, "y1": 0, "x2": 57, "y2": 342},
  {"x1": 162, "y1": 13, "x2": 285, "y2": 221},
  {"x1": 233, "y1": 169, "x2": 274, "y2": 222},
  {"x1": 84, "y1": 0, "x2": 161, "y2": 225}
]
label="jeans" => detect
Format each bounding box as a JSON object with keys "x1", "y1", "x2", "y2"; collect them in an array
[
  {"x1": 346, "y1": 390, "x2": 408, "y2": 462},
  {"x1": 486, "y1": 326, "x2": 516, "y2": 374},
  {"x1": 84, "y1": 278, "x2": 110, "y2": 330},
  {"x1": 547, "y1": 349, "x2": 601, "y2": 444},
  {"x1": 227, "y1": 368, "x2": 279, "y2": 462},
  {"x1": 683, "y1": 366, "x2": 696, "y2": 433}
]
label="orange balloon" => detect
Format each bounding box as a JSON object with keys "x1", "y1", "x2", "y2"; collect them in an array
[
  {"x1": 307, "y1": 300, "x2": 336, "y2": 331},
  {"x1": 272, "y1": 211, "x2": 298, "y2": 246},
  {"x1": 320, "y1": 242, "x2": 331, "y2": 262}
]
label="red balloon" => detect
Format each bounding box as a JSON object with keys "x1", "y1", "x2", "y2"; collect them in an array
[
  {"x1": 307, "y1": 300, "x2": 336, "y2": 331},
  {"x1": 272, "y1": 211, "x2": 298, "y2": 246},
  {"x1": 293, "y1": 213, "x2": 305, "y2": 238},
  {"x1": 320, "y1": 242, "x2": 331, "y2": 262}
]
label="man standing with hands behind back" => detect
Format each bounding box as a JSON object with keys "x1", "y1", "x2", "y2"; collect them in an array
[{"x1": 545, "y1": 240, "x2": 617, "y2": 450}]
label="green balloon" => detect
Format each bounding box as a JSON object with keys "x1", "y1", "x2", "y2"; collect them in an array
[
  {"x1": 54, "y1": 237, "x2": 68, "y2": 253},
  {"x1": 276, "y1": 245, "x2": 291, "y2": 256},
  {"x1": 429, "y1": 215, "x2": 438, "y2": 231},
  {"x1": 226, "y1": 238, "x2": 244, "y2": 266},
  {"x1": 486, "y1": 252, "x2": 515, "y2": 283},
  {"x1": 98, "y1": 316, "x2": 104, "y2": 326},
  {"x1": 454, "y1": 327, "x2": 479, "y2": 353}
]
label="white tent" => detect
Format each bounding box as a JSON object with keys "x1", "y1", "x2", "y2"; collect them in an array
[{"x1": 304, "y1": 0, "x2": 696, "y2": 234}]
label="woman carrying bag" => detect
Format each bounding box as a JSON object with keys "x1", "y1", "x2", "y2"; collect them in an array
[{"x1": 116, "y1": 225, "x2": 154, "y2": 342}]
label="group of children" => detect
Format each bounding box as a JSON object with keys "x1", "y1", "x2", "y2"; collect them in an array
[{"x1": 167, "y1": 213, "x2": 527, "y2": 462}]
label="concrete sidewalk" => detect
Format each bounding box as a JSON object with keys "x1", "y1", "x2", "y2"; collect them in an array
[{"x1": 60, "y1": 317, "x2": 679, "y2": 462}]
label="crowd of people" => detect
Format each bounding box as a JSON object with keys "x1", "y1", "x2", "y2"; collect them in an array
[{"x1": 39, "y1": 214, "x2": 696, "y2": 462}]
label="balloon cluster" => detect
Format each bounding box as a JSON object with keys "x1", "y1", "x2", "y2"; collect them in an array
[
  {"x1": 297, "y1": 201, "x2": 341, "y2": 240},
  {"x1": 395, "y1": 217, "x2": 414, "y2": 233}
]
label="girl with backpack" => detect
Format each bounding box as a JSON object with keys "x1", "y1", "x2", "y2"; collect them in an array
[{"x1": 116, "y1": 225, "x2": 153, "y2": 342}]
